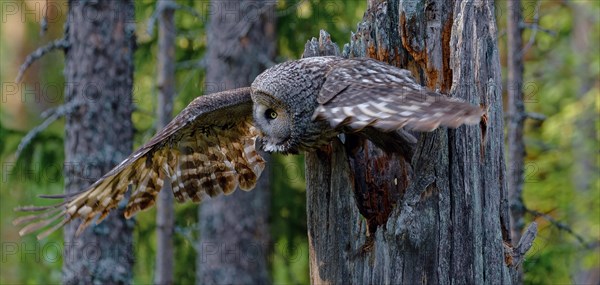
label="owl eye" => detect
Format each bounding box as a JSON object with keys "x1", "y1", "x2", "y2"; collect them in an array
[{"x1": 265, "y1": 109, "x2": 278, "y2": 120}]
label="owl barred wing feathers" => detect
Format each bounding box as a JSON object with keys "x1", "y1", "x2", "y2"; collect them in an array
[
  {"x1": 314, "y1": 58, "x2": 484, "y2": 133},
  {"x1": 14, "y1": 88, "x2": 265, "y2": 239}
]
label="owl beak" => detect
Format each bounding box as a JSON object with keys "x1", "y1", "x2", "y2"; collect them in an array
[
  {"x1": 256, "y1": 137, "x2": 266, "y2": 151},
  {"x1": 256, "y1": 136, "x2": 294, "y2": 154}
]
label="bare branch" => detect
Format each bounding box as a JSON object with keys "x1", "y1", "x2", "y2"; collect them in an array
[
  {"x1": 525, "y1": 112, "x2": 546, "y2": 121},
  {"x1": 15, "y1": 113, "x2": 58, "y2": 161},
  {"x1": 514, "y1": 222, "x2": 538, "y2": 264},
  {"x1": 521, "y1": 22, "x2": 557, "y2": 37},
  {"x1": 15, "y1": 38, "x2": 69, "y2": 83},
  {"x1": 504, "y1": 222, "x2": 538, "y2": 268},
  {"x1": 526, "y1": 208, "x2": 596, "y2": 249},
  {"x1": 15, "y1": 100, "x2": 82, "y2": 161},
  {"x1": 40, "y1": 0, "x2": 49, "y2": 36},
  {"x1": 518, "y1": 0, "x2": 557, "y2": 57},
  {"x1": 40, "y1": 18, "x2": 48, "y2": 37},
  {"x1": 519, "y1": 0, "x2": 542, "y2": 57},
  {"x1": 146, "y1": 2, "x2": 203, "y2": 35}
]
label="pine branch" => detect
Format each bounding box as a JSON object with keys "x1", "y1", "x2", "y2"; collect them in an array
[
  {"x1": 525, "y1": 112, "x2": 546, "y2": 121},
  {"x1": 15, "y1": 100, "x2": 82, "y2": 161},
  {"x1": 526, "y1": 208, "x2": 597, "y2": 249},
  {"x1": 15, "y1": 38, "x2": 69, "y2": 83},
  {"x1": 519, "y1": 0, "x2": 557, "y2": 57}
]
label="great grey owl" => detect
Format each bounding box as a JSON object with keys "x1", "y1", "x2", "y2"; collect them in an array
[{"x1": 15, "y1": 56, "x2": 483, "y2": 239}]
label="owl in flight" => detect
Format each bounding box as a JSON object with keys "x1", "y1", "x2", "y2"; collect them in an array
[{"x1": 15, "y1": 56, "x2": 483, "y2": 239}]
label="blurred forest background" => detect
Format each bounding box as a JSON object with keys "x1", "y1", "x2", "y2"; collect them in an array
[{"x1": 0, "y1": 0, "x2": 598, "y2": 284}]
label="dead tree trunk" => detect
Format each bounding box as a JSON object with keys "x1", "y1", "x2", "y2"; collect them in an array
[
  {"x1": 62, "y1": 0, "x2": 135, "y2": 283},
  {"x1": 196, "y1": 1, "x2": 276, "y2": 284},
  {"x1": 305, "y1": 1, "x2": 514, "y2": 283},
  {"x1": 155, "y1": 1, "x2": 176, "y2": 284},
  {"x1": 506, "y1": 0, "x2": 526, "y2": 283}
]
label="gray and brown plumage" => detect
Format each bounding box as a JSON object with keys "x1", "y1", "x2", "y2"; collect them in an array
[{"x1": 14, "y1": 56, "x2": 484, "y2": 239}]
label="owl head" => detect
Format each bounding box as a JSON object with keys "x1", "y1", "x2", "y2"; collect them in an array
[{"x1": 250, "y1": 57, "x2": 340, "y2": 154}]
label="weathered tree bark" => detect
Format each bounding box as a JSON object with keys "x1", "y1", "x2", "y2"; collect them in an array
[
  {"x1": 155, "y1": 1, "x2": 176, "y2": 284},
  {"x1": 196, "y1": 1, "x2": 276, "y2": 284},
  {"x1": 305, "y1": 0, "x2": 513, "y2": 283},
  {"x1": 62, "y1": 0, "x2": 135, "y2": 283},
  {"x1": 506, "y1": 0, "x2": 526, "y2": 283}
]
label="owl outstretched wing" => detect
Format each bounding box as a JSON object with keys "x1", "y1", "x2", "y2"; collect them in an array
[
  {"x1": 313, "y1": 58, "x2": 484, "y2": 132},
  {"x1": 14, "y1": 87, "x2": 265, "y2": 239}
]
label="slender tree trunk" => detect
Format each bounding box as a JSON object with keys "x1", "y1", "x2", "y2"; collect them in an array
[
  {"x1": 506, "y1": 0, "x2": 526, "y2": 282},
  {"x1": 305, "y1": 0, "x2": 513, "y2": 283},
  {"x1": 570, "y1": 3, "x2": 599, "y2": 284},
  {"x1": 155, "y1": 1, "x2": 176, "y2": 284},
  {"x1": 571, "y1": 2, "x2": 597, "y2": 195},
  {"x1": 62, "y1": 0, "x2": 135, "y2": 283},
  {"x1": 196, "y1": 1, "x2": 276, "y2": 284}
]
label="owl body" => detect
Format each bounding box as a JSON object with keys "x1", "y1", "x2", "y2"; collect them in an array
[
  {"x1": 15, "y1": 56, "x2": 485, "y2": 239},
  {"x1": 249, "y1": 56, "x2": 448, "y2": 154}
]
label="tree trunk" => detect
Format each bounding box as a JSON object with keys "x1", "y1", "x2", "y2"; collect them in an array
[
  {"x1": 155, "y1": 1, "x2": 176, "y2": 284},
  {"x1": 305, "y1": 0, "x2": 513, "y2": 283},
  {"x1": 62, "y1": 0, "x2": 135, "y2": 284},
  {"x1": 506, "y1": 0, "x2": 526, "y2": 283},
  {"x1": 570, "y1": 2, "x2": 599, "y2": 284},
  {"x1": 571, "y1": 2, "x2": 597, "y2": 197},
  {"x1": 196, "y1": 1, "x2": 276, "y2": 284}
]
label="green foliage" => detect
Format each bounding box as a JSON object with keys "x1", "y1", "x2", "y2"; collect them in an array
[
  {"x1": 500, "y1": 1, "x2": 600, "y2": 283},
  {"x1": 270, "y1": 154, "x2": 309, "y2": 284},
  {"x1": 277, "y1": 0, "x2": 366, "y2": 59},
  {"x1": 3, "y1": 0, "x2": 598, "y2": 284},
  {"x1": 1, "y1": 0, "x2": 363, "y2": 283},
  {"x1": 0, "y1": 126, "x2": 65, "y2": 283},
  {"x1": 1, "y1": 1, "x2": 68, "y2": 282},
  {"x1": 130, "y1": 1, "x2": 208, "y2": 284}
]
